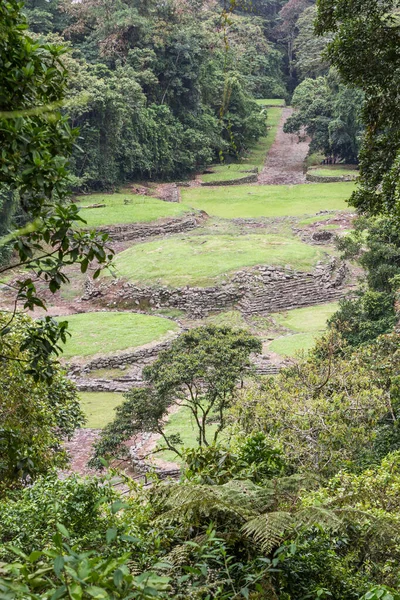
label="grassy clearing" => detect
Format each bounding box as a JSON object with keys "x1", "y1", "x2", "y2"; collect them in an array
[
  {"x1": 75, "y1": 193, "x2": 191, "y2": 227},
  {"x1": 201, "y1": 107, "x2": 282, "y2": 183},
  {"x1": 205, "y1": 310, "x2": 249, "y2": 329},
  {"x1": 274, "y1": 302, "x2": 339, "y2": 333},
  {"x1": 269, "y1": 302, "x2": 339, "y2": 357},
  {"x1": 79, "y1": 392, "x2": 124, "y2": 428},
  {"x1": 310, "y1": 167, "x2": 358, "y2": 178},
  {"x1": 156, "y1": 406, "x2": 218, "y2": 463},
  {"x1": 112, "y1": 233, "x2": 323, "y2": 287},
  {"x1": 60, "y1": 312, "x2": 179, "y2": 359},
  {"x1": 269, "y1": 332, "x2": 317, "y2": 357},
  {"x1": 255, "y1": 99, "x2": 286, "y2": 106},
  {"x1": 182, "y1": 182, "x2": 355, "y2": 219},
  {"x1": 299, "y1": 214, "x2": 335, "y2": 226}
]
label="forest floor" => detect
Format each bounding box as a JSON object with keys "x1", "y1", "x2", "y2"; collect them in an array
[{"x1": 258, "y1": 107, "x2": 309, "y2": 185}]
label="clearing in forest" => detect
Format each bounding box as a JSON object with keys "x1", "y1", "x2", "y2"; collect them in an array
[
  {"x1": 182, "y1": 181, "x2": 354, "y2": 219},
  {"x1": 200, "y1": 106, "x2": 283, "y2": 184},
  {"x1": 111, "y1": 232, "x2": 323, "y2": 287},
  {"x1": 76, "y1": 193, "x2": 191, "y2": 227},
  {"x1": 60, "y1": 312, "x2": 179, "y2": 359}
]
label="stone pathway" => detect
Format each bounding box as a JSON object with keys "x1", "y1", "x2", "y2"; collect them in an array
[
  {"x1": 258, "y1": 107, "x2": 310, "y2": 186},
  {"x1": 60, "y1": 429, "x2": 101, "y2": 477}
]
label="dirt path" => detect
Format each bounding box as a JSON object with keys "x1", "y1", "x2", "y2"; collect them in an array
[{"x1": 258, "y1": 107, "x2": 310, "y2": 186}]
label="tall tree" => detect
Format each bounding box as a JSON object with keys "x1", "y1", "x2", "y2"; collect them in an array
[
  {"x1": 316, "y1": 0, "x2": 400, "y2": 215},
  {"x1": 274, "y1": 0, "x2": 314, "y2": 79},
  {"x1": 91, "y1": 327, "x2": 261, "y2": 464},
  {"x1": 294, "y1": 5, "x2": 331, "y2": 79}
]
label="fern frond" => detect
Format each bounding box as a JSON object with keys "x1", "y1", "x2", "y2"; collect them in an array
[
  {"x1": 241, "y1": 511, "x2": 291, "y2": 553},
  {"x1": 295, "y1": 506, "x2": 343, "y2": 531},
  {"x1": 155, "y1": 483, "x2": 258, "y2": 525}
]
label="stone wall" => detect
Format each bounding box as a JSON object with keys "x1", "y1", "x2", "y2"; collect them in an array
[
  {"x1": 86, "y1": 257, "x2": 349, "y2": 318},
  {"x1": 68, "y1": 338, "x2": 174, "y2": 375},
  {"x1": 201, "y1": 173, "x2": 258, "y2": 186},
  {"x1": 239, "y1": 260, "x2": 347, "y2": 315},
  {"x1": 70, "y1": 348, "x2": 282, "y2": 391},
  {"x1": 89, "y1": 212, "x2": 207, "y2": 242},
  {"x1": 306, "y1": 173, "x2": 357, "y2": 183}
]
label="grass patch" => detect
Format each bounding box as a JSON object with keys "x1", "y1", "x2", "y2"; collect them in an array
[
  {"x1": 60, "y1": 312, "x2": 179, "y2": 359},
  {"x1": 182, "y1": 182, "x2": 355, "y2": 219},
  {"x1": 85, "y1": 367, "x2": 127, "y2": 380},
  {"x1": 75, "y1": 193, "x2": 191, "y2": 227},
  {"x1": 269, "y1": 302, "x2": 339, "y2": 357},
  {"x1": 310, "y1": 167, "x2": 358, "y2": 178},
  {"x1": 299, "y1": 214, "x2": 334, "y2": 226},
  {"x1": 201, "y1": 107, "x2": 282, "y2": 183},
  {"x1": 156, "y1": 406, "x2": 218, "y2": 463},
  {"x1": 269, "y1": 332, "x2": 317, "y2": 357},
  {"x1": 206, "y1": 310, "x2": 249, "y2": 329},
  {"x1": 79, "y1": 392, "x2": 124, "y2": 428},
  {"x1": 322, "y1": 224, "x2": 340, "y2": 230},
  {"x1": 112, "y1": 233, "x2": 323, "y2": 287},
  {"x1": 274, "y1": 302, "x2": 339, "y2": 333},
  {"x1": 255, "y1": 99, "x2": 286, "y2": 106}
]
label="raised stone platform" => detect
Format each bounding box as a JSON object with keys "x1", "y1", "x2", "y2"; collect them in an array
[
  {"x1": 306, "y1": 173, "x2": 357, "y2": 183},
  {"x1": 89, "y1": 211, "x2": 207, "y2": 242},
  {"x1": 84, "y1": 257, "x2": 349, "y2": 318},
  {"x1": 201, "y1": 173, "x2": 258, "y2": 186}
]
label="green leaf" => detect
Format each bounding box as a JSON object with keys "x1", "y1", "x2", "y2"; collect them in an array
[
  {"x1": 111, "y1": 501, "x2": 129, "y2": 514},
  {"x1": 54, "y1": 556, "x2": 65, "y2": 577},
  {"x1": 106, "y1": 528, "x2": 118, "y2": 544},
  {"x1": 51, "y1": 585, "x2": 67, "y2": 600},
  {"x1": 86, "y1": 586, "x2": 109, "y2": 599},
  {"x1": 70, "y1": 583, "x2": 83, "y2": 600},
  {"x1": 56, "y1": 524, "x2": 70, "y2": 539},
  {"x1": 113, "y1": 569, "x2": 124, "y2": 588},
  {"x1": 28, "y1": 550, "x2": 42, "y2": 563}
]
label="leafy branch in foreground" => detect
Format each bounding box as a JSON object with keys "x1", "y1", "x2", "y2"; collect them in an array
[{"x1": 0, "y1": 0, "x2": 113, "y2": 380}]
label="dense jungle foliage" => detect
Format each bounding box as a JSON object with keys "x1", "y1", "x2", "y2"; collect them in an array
[
  {"x1": 2, "y1": 0, "x2": 400, "y2": 599},
  {"x1": 20, "y1": 0, "x2": 290, "y2": 190}
]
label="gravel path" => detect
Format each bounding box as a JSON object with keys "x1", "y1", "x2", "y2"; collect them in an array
[{"x1": 258, "y1": 107, "x2": 310, "y2": 186}]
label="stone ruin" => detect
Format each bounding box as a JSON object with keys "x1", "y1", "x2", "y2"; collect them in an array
[
  {"x1": 86, "y1": 211, "x2": 207, "y2": 242},
  {"x1": 83, "y1": 257, "x2": 349, "y2": 319}
]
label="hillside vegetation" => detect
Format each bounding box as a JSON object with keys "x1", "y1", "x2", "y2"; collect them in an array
[{"x1": 2, "y1": 1, "x2": 400, "y2": 599}]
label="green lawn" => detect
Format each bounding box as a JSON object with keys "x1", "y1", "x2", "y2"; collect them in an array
[
  {"x1": 60, "y1": 312, "x2": 179, "y2": 359},
  {"x1": 201, "y1": 107, "x2": 282, "y2": 183},
  {"x1": 79, "y1": 392, "x2": 124, "y2": 428},
  {"x1": 156, "y1": 406, "x2": 218, "y2": 463},
  {"x1": 274, "y1": 302, "x2": 339, "y2": 333},
  {"x1": 310, "y1": 167, "x2": 358, "y2": 178},
  {"x1": 299, "y1": 214, "x2": 334, "y2": 226},
  {"x1": 112, "y1": 233, "x2": 323, "y2": 287},
  {"x1": 269, "y1": 302, "x2": 339, "y2": 357},
  {"x1": 75, "y1": 193, "x2": 191, "y2": 227},
  {"x1": 182, "y1": 182, "x2": 355, "y2": 219},
  {"x1": 255, "y1": 99, "x2": 286, "y2": 106},
  {"x1": 269, "y1": 332, "x2": 317, "y2": 357}
]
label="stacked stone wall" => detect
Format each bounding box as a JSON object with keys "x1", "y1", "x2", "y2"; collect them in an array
[
  {"x1": 70, "y1": 347, "x2": 282, "y2": 392},
  {"x1": 306, "y1": 173, "x2": 357, "y2": 183},
  {"x1": 87, "y1": 258, "x2": 348, "y2": 318},
  {"x1": 89, "y1": 212, "x2": 206, "y2": 242},
  {"x1": 201, "y1": 173, "x2": 258, "y2": 186}
]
